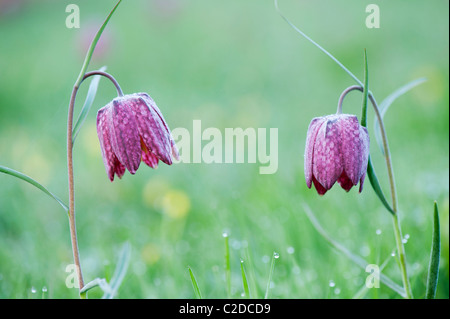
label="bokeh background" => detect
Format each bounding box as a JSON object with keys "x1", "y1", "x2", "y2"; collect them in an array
[{"x1": 0, "y1": 0, "x2": 448, "y2": 299}]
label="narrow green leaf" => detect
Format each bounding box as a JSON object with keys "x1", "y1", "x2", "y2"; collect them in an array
[
  {"x1": 374, "y1": 78, "x2": 427, "y2": 154},
  {"x1": 224, "y1": 232, "x2": 231, "y2": 298},
  {"x1": 360, "y1": 49, "x2": 369, "y2": 128},
  {"x1": 102, "y1": 242, "x2": 131, "y2": 299},
  {"x1": 0, "y1": 165, "x2": 68, "y2": 213},
  {"x1": 366, "y1": 157, "x2": 395, "y2": 215},
  {"x1": 425, "y1": 201, "x2": 441, "y2": 299},
  {"x1": 72, "y1": 66, "x2": 107, "y2": 145},
  {"x1": 275, "y1": 0, "x2": 367, "y2": 89},
  {"x1": 74, "y1": 0, "x2": 122, "y2": 87},
  {"x1": 264, "y1": 252, "x2": 279, "y2": 299},
  {"x1": 188, "y1": 266, "x2": 203, "y2": 299},
  {"x1": 303, "y1": 204, "x2": 406, "y2": 297},
  {"x1": 240, "y1": 259, "x2": 250, "y2": 298},
  {"x1": 352, "y1": 249, "x2": 395, "y2": 299},
  {"x1": 79, "y1": 277, "x2": 110, "y2": 295}
]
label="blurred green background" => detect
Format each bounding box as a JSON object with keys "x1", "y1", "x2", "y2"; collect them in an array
[{"x1": 0, "y1": 0, "x2": 448, "y2": 299}]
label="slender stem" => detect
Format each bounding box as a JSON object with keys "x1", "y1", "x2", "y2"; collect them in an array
[
  {"x1": 66, "y1": 70, "x2": 124, "y2": 295},
  {"x1": 67, "y1": 84, "x2": 84, "y2": 291},
  {"x1": 83, "y1": 71, "x2": 124, "y2": 97},
  {"x1": 338, "y1": 85, "x2": 413, "y2": 298}
]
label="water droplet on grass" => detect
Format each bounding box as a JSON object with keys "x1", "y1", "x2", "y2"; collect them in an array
[
  {"x1": 31, "y1": 287, "x2": 37, "y2": 294},
  {"x1": 287, "y1": 246, "x2": 295, "y2": 254},
  {"x1": 273, "y1": 252, "x2": 280, "y2": 259},
  {"x1": 329, "y1": 280, "x2": 335, "y2": 288},
  {"x1": 375, "y1": 229, "x2": 382, "y2": 235}
]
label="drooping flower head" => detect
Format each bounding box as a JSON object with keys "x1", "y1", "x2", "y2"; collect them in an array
[
  {"x1": 304, "y1": 114, "x2": 369, "y2": 195},
  {"x1": 96, "y1": 92, "x2": 179, "y2": 181}
]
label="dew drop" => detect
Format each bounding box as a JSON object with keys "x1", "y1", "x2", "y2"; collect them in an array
[
  {"x1": 222, "y1": 232, "x2": 228, "y2": 238},
  {"x1": 42, "y1": 286, "x2": 48, "y2": 293},
  {"x1": 334, "y1": 288, "x2": 341, "y2": 295},
  {"x1": 329, "y1": 280, "x2": 336, "y2": 288},
  {"x1": 375, "y1": 229, "x2": 382, "y2": 235},
  {"x1": 391, "y1": 252, "x2": 396, "y2": 257},
  {"x1": 287, "y1": 246, "x2": 295, "y2": 254},
  {"x1": 31, "y1": 286, "x2": 37, "y2": 294},
  {"x1": 273, "y1": 252, "x2": 280, "y2": 259}
]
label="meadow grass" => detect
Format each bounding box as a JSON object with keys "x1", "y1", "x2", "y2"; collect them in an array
[{"x1": 0, "y1": 0, "x2": 448, "y2": 299}]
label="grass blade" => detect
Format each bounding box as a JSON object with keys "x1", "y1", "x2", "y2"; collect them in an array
[
  {"x1": 0, "y1": 165, "x2": 68, "y2": 213},
  {"x1": 72, "y1": 66, "x2": 107, "y2": 145},
  {"x1": 274, "y1": 0, "x2": 363, "y2": 87},
  {"x1": 374, "y1": 78, "x2": 427, "y2": 154},
  {"x1": 74, "y1": 0, "x2": 122, "y2": 87},
  {"x1": 188, "y1": 266, "x2": 203, "y2": 299},
  {"x1": 264, "y1": 252, "x2": 279, "y2": 299},
  {"x1": 360, "y1": 49, "x2": 369, "y2": 127},
  {"x1": 303, "y1": 204, "x2": 406, "y2": 297},
  {"x1": 102, "y1": 242, "x2": 131, "y2": 299},
  {"x1": 366, "y1": 157, "x2": 395, "y2": 215},
  {"x1": 240, "y1": 259, "x2": 250, "y2": 298},
  {"x1": 79, "y1": 278, "x2": 110, "y2": 296},
  {"x1": 352, "y1": 249, "x2": 395, "y2": 299},
  {"x1": 223, "y1": 232, "x2": 231, "y2": 298},
  {"x1": 425, "y1": 201, "x2": 441, "y2": 299}
]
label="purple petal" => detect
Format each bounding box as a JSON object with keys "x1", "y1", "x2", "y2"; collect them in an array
[
  {"x1": 337, "y1": 170, "x2": 354, "y2": 192},
  {"x1": 337, "y1": 115, "x2": 370, "y2": 187},
  {"x1": 97, "y1": 107, "x2": 123, "y2": 181},
  {"x1": 304, "y1": 117, "x2": 327, "y2": 188},
  {"x1": 128, "y1": 93, "x2": 175, "y2": 165},
  {"x1": 138, "y1": 93, "x2": 179, "y2": 161},
  {"x1": 312, "y1": 115, "x2": 344, "y2": 190},
  {"x1": 142, "y1": 149, "x2": 159, "y2": 168},
  {"x1": 107, "y1": 98, "x2": 142, "y2": 174},
  {"x1": 312, "y1": 175, "x2": 328, "y2": 195},
  {"x1": 358, "y1": 126, "x2": 370, "y2": 192}
]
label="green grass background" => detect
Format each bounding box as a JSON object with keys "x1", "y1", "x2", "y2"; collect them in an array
[{"x1": 0, "y1": 0, "x2": 448, "y2": 299}]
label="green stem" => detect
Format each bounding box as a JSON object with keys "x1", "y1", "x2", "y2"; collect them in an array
[
  {"x1": 338, "y1": 85, "x2": 413, "y2": 298},
  {"x1": 66, "y1": 1, "x2": 122, "y2": 297}
]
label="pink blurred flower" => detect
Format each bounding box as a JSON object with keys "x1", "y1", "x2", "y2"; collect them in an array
[
  {"x1": 304, "y1": 114, "x2": 370, "y2": 195},
  {"x1": 96, "y1": 92, "x2": 179, "y2": 181}
]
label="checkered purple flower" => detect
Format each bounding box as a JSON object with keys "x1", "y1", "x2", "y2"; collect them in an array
[
  {"x1": 304, "y1": 114, "x2": 370, "y2": 195},
  {"x1": 96, "y1": 92, "x2": 179, "y2": 181}
]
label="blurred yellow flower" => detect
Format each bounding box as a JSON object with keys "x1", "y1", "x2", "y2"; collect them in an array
[
  {"x1": 142, "y1": 176, "x2": 170, "y2": 208},
  {"x1": 161, "y1": 189, "x2": 190, "y2": 219},
  {"x1": 141, "y1": 243, "x2": 161, "y2": 265}
]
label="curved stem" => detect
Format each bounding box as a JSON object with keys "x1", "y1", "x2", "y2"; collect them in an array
[
  {"x1": 83, "y1": 71, "x2": 124, "y2": 97},
  {"x1": 338, "y1": 85, "x2": 413, "y2": 298},
  {"x1": 66, "y1": 70, "x2": 123, "y2": 295}
]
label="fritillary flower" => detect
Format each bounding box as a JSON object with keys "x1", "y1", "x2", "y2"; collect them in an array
[
  {"x1": 304, "y1": 114, "x2": 369, "y2": 195},
  {"x1": 96, "y1": 92, "x2": 179, "y2": 181}
]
